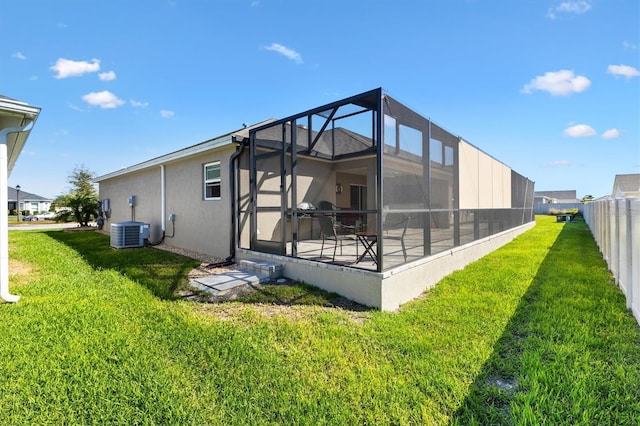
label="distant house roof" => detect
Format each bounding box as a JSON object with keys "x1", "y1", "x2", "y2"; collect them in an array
[
  {"x1": 612, "y1": 174, "x2": 640, "y2": 198},
  {"x1": 7, "y1": 186, "x2": 51, "y2": 202},
  {"x1": 533, "y1": 190, "x2": 578, "y2": 203}
]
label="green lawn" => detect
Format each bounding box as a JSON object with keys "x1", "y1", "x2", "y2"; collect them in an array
[{"x1": 2, "y1": 216, "x2": 638, "y2": 425}]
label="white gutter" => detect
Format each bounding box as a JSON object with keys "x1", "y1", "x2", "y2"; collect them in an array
[{"x1": 0, "y1": 125, "x2": 30, "y2": 302}]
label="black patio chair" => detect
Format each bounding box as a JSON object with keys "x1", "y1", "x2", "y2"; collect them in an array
[
  {"x1": 317, "y1": 214, "x2": 357, "y2": 261},
  {"x1": 384, "y1": 215, "x2": 410, "y2": 261},
  {"x1": 318, "y1": 200, "x2": 357, "y2": 233}
]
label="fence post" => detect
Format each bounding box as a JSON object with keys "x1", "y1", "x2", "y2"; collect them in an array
[
  {"x1": 625, "y1": 199, "x2": 632, "y2": 310},
  {"x1": 604, "y1": 200, "x2": 610, "y2": 270}
]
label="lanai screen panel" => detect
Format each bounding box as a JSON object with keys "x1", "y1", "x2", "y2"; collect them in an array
[
  {"x1": 381, "y1": 96, "x2": 460, "y2": 268},
  {"x1": 244, "y1": 89, "x2": 382, "y2": 260},
  {"x1": 429, "y1": 123, "x2": 458, "y2": 254},
  {"x1": 381, "y1": 96, "x2": 428, "y2": 268},
  {"x1": 241, "y1": 88, "x2": 534, "y2": 272}
]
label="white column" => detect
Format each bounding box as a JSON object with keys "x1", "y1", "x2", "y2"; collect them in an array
[{"x1": 0, "y1": 144, "x2": 19, "y2": 302}]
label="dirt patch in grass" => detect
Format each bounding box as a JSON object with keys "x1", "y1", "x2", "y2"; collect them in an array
[
  {"x1": 155, "y1": 243, "x2": 373, "y2": 322},
  {"x1": 9, "y1": 259, "x2": 32, "y2": 277},
  {"x1": 192, "y1": 301, "x2": 373, "y2": 324},
  {"x1": 178, "y1": 278, "x2": 373, "y2": 324}
]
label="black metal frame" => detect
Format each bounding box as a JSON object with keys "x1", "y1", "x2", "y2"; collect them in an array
[{"x1": 239, "y1": 88, "x2": 534, "y2": 272}]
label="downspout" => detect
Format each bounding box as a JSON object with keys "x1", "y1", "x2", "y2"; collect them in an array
[
  {"x1": 161, "y1": 164, "x2": 166, "y2": 235},
  {"x1": 0, "y1": 125, "x2": 31, "y2": 302},
  {"x1": 145, "y1": 164, "x2": 166, "y2": 246},
  {"x1": 228, "y1": 136, "x2": 248, "y2": 262}
]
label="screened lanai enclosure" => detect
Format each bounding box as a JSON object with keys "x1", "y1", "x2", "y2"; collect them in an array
[{"x1": 236, "y1": 88, "x2": 534, "y2": 273}]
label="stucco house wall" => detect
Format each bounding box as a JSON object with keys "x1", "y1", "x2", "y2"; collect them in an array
[
  {"x1": 99, "y1": 144, "x2": 236, "y2": 259},
  {"x1": 100, "y1": 168, "x2": 161, "y2": 236}
]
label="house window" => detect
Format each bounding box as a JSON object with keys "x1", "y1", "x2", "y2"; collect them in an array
[{"x1": 204, "y1": 161, "x2": 221, "y2": 200}]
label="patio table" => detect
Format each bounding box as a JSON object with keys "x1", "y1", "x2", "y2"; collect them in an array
[{"x1": 356, "y1": 232, "x2": 378, "y2": 265}]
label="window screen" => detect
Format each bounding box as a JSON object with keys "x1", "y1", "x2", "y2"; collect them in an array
[{"x1": 204, "y1": 161, "x2": 221, "y2": 200}]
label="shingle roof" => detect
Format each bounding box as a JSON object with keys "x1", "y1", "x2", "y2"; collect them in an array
[
  {"x1": 7, "y1": 186, "x2": 51, "y2": 202},
  {"x1": 533, "y1": 190, "x2": 577, "y2": 202},
  {"x1": 612, "y1": 174, "x2": 640, "y2": 194},
  {"x1": 253, "y1": 124, "x2": 376, "y2": 160}
]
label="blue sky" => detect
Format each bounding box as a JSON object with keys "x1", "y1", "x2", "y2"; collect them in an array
[{"x1": 2, "y1": 0, "x2": 638, "y2": 199}]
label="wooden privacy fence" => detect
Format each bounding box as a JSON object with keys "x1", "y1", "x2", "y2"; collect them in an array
[{"x1": 584, "y1": 197, "x2": 640, "y2": 325}]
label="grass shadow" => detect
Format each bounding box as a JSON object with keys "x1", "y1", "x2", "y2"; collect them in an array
[
  {"x1": 45, "y1": 230, "x2": 372, "y2": 312},
  {"x1": 237, "y1": 281, "x2": 372, "y2": 311},
  {"x1": 45, "y1": 230, "x2": 200, "y2": 300},
  {"x1": 451, "y1": 217, "x2": 640, "y2": 425}
]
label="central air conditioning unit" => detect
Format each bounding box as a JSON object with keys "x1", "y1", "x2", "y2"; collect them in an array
[{"x1": 110, "y1": 221, "x2": 150, "y2": 249}]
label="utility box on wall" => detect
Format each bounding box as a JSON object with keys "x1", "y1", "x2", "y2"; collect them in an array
[{"x1": 110, "y1": 221, "x2": 150, "y2": 249}]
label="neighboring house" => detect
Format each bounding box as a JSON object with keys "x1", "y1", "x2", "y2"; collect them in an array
[
  {"x1": 97, "y1": 88, "x2": 535, "y2": 310},
  {"x1": 534, "y1": 190, "x2": 582, "y2": 215},
  {"x1": 612, "y1": 174, "x2": 640, "y2": 198},
  {"x1": 7, "y1": 186, "x2": 52, "y2": 214},
  {"x1": 1, "y1": 94, "x2": 41, "y2": 302},
  {"x1": 534, "y1": 190, "x2": 579, "y2": 204}
]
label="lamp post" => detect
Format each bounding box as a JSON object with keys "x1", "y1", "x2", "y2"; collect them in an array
[{"x1": 15, "y1": 185, "x2": 20, "y2": 222}]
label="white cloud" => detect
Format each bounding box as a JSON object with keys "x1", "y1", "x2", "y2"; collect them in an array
[
  {"x1": 557, "y1": 1, "x2": 591, "y2": 13},
  {"x1": 82, "y1": 91, "x2": 124, "y2": 109},
  {"x1": 544, "y1": 160, "x2": 572, "y2": 168},
  {"x1": 623, "y1": 41, "x2": 638, "y2": 50},
  {"x1": 265, "y1": 43, "x2": 303, "y2": 64},
  {"x1": 130, "y1": 99, "x2": 149, "y2": 108},
  {"x1": 548, "y1": 1, "x2": 591, "y2": 19},
  {"x1": 12, "y1": 52, "x2": 26, "y2": 60},
  {"x1": 29, "y1": 75, "x2": 38, "y2": 81},
  {"x1": 602, "y1": 128, "x2": 621, "y2": 139},
  {"x1": 67, "y1": 103, "x2": 84, "y2": 112},
  {"x1": 51, "y1": 58, "x2": 100, "y2": 79},
  {"x1": 521, "y1": 70, "x2": 591, "y2": 95},
  {"x1": 160, "y1": 109, "x2": 175, "y2": 118},
  {"x1": 607, "y1": 64, "x2": 640, "y2": 78},
  {"x1": 563, "y1": 124, "x2": 596, "y2": 137},
  {"x1": 98, "y1": 71, "x2": 116, "y2": 81}
]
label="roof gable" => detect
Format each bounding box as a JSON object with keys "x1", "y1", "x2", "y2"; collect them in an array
[
  {"x1": 612, "y1": 174, "x2": 640, "y2": 197},
  {"x1": 7, "y1": 186, "x2": 51, "y2": 201},
  {"x1": 95, "y1": 119, "x2": 275, "y2": 182},
  {"x1": 533, "y1": 190, "x2": 577, "y2": 201}
]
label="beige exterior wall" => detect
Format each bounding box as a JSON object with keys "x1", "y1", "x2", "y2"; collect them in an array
[
  {"x1": 99, "y1": 168, "x2": 162, "y2": 235},
  {"x1": 99, "y1": 145, "x2": 236, "y2": 259},
  {"x1": 477, "y1": 149, "x2": 494, "y2": 208},
  {"x1": 459, "y1": 140, "x2": 512, "y2": 209},
  {"x1": 459, "y1": 140, "x2": 480, "y2": 209},
  {"x1": 335, "y1": 172, "x2": 366, "y2": 208},
  {"x1": 501, "y1": 162, "x2": 512, "y2": 207}
]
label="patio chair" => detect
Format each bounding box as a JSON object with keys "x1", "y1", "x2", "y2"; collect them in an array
[
  {"x1": 384, "y1": 215, "x2": 410, "y2": 261},
  {"x1": 317, "y1": 214, "x2": 357, "y2": 261},
  {"x1": 318, "y1": 200, "x2": 357, "y2": 233}
]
